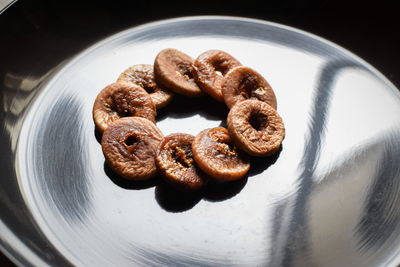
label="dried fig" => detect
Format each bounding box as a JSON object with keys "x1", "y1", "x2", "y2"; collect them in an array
[
  {"x1": 154, "y1": 48, "x2": 203, "y2": 97},
  {"x1": 194, "y1": 50, "x2": 241, "y2": 102},
  {"x1": 156, "y1": 133, "x2": 208, "y2": 192},
  {"x1": 117, "y1": 64, "x2": 174, "y2": 109},
  {"x1": 227, "y1": 99, "x2": 285, "y2": 156},
  {"x1": 192, "y1": 127, "x2": 250, "y2": 182},
  {"x1": 222, "y1": 66, "x2": 277, "y2": 109},
  {"x1": 101, "y1": 117, "x2": 164, "y2": 180},
  {"x1": 93, "y1": 82, "x2": 156, "y2": 133}
]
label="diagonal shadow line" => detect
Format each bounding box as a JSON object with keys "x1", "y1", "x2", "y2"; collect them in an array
[
  {"x1": 356, "y1": 128, "x2": 400, "y2": 251},
  {"x1": 268, "y1": 124, "x2": 400, "y2": 266},
  {"x1": 278, "y1": 126, "x2": 400, "y2": 262},
  {"x1": 285, "y1": 124, "x2": 400, "y2": 254},
  {"x1": 276, "y1": 59, "x2": 370, "y2": 267}
]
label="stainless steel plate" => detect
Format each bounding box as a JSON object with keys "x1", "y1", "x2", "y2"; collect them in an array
[{"x1": 2, "y1": 16, "x2": 400, "y2": 266}]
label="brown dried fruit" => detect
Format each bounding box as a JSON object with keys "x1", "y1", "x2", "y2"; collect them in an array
[
  {"x1": 192, "y1": 127, "x2": 250, "y2": 182},
  {"x1": 101, "y1": 117, "x2": 164, "y2": 180},
  {"x1": 156, "y1": 133, "x2": 208, "y2": 192},
  {"x1": 194, "y1": 50, "x2": 241, "y2": 102},
  {"x1": 93, "y1": 82, "x2": 156, "y2": 133},
  {"x1": 117, "y1": 64, "x2": 174, "y2": 109},
  {"x1": 222, "y1": 66, "x2": 277, "y2": 109},
  {"x1": 227, "y1": 99, "x2": 285, "y2": 156},
  {"x1": 154, "y1": 48, "x2": 203, "y2": 97}
]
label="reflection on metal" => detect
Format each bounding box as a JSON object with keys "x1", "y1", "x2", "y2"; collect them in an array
[
  {"x1": 277, "y1": 60, "x2": 368, "y2": 267},
  {"x1": 33, "y1": 95, "x2": 92, "y2": 223},
  {"x1": 357, "y1": 129, "x2": 400, "y2": 250},
  {"x1": 1, "y1": 17, "x2": 400, "y2": 266}
]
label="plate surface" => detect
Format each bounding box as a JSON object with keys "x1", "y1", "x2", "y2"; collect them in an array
[{"x1": 3, "y1": 16, "x2": 400, "y2": 266}]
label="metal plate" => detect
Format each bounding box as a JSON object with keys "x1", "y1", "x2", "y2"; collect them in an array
[{"x1": 3, "y1": 16, "x2": 400, "y2": 266}]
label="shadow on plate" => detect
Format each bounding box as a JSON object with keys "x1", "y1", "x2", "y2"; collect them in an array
[
  {"x1": 94, "y1": 128, "x2": 102, "y2": 144},
  {"x1": 100, "y1": 97, "x2": 283, "y2": 211},
  {"x1": 104, "y1": 162, "x2": 160, "y2": 190},
  {"x1": 203, "y1": 177, "x2": 248, "y2": 202},
  {"x1": 157, "y1": 94, "x2": 228, "y2": 122},
  {"x1": 155, "y1": 180, "x2": 203, "y2": 213},
  {"x1": 103, "y1": 146, "x2": 283, "y2": 212},
  {"x1": 248, "y1": 146, "x2": 282, "y2": 177}
]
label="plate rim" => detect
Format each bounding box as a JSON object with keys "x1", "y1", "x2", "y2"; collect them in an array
[{"x1": 2, "y1": 15, "x2": 400, "y2": 266}]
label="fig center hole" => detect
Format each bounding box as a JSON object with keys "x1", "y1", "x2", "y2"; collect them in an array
[
  {"x1": 215, "y1": 70, "x2": 223, "y2": 77},
  {"x1": 182, "y1": 70, "x2": 194, "y2": 80},
  {"x1": 124, "y1": 135, "x2": 138, "y2": 146},
  {"x1": 173, "y1": 146, "x2": 193, "y2": 168},
  {"x1": 111, "y1": 95, "x2": 133, "y2": 117},
  {"x1": 213, "y1": 60, "x2": 230, "y2": 76},
  {"x1": 144, "y1": 85, "x2": 156, "y2": 94},
  {"x1": 178, "y1": 64, "x2": 195, "y2": 81},
  {"x1": 239, "y1": 76, "x2": 259, "y2": 98},
  {"x1": 217, "y1": 142, "x2": 237, "y2": 157},
  {"x1": 249, "y1": 113, "x2": 268, "y2": 131},
  {"x1": 119, "y1": 110, "x2": 132, "y2": 117}
]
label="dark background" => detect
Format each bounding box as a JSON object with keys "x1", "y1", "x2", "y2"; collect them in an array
[{"x1": 0, "y1": 0, "x2": 398, "y2": 265}]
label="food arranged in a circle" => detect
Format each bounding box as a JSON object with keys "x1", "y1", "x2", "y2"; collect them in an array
[{"x1": 93, "y1": 48, "x2": 286, "y2": 192}]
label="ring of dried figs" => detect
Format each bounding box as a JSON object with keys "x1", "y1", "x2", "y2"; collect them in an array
[
  {"x1": 93, "y1": 48, "x2": 286, "y2": 196},
  {"x1": 117, "y1": 64, "x2": 174, "y2": 109},
  {"x1": 154, "y1": 48, "x2": 203, "y2": 97},
  {"x1": 192, "y1": 127, "x2": 250, "y2": 182},
  {"x1": 227, "y1": 99, "x2": 285, "y2": 157},
  {"x1": 222, "y1": 66, "x2": 277, "y2": 109},
  {"x1": 194, "y1": 50, "x2": 241, "y2": 102},
  {"x1": 156, "y1": 133, "x2": 208, "y2": 192},
  {"x1": 101, "y1": 117, "x2": 164, "y2": 180},
  {"x1": 93, "y1": 82, "x2": 156, "y2": 133}
]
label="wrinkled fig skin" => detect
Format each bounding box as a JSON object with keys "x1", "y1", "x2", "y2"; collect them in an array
[
  {"x1": 117, "y1": 64, "x2": 174, "y2": 109},
  {"x1": 93, "y1": 82, "x2": 156, "y2": 133},
  {"x1": 194, "y1": 50, "x2": 241, "y2": 102},
  {"x1": 193, "y1": 127, "x2": 250, "y2": 182},
  {"x1": 227, "y1": 100, "x2": 285, "y2": 157},
  {"x1": 154, "y1": 48, "x2": 203, "y2": 97},
  {"x1": 101, "y1": 117, "x2": 164, "y2": 180},
  {"x1": 222, "y1": 66, "x2": 277, "y2": 109},
  {"x1": 156, "y1": 133, "x2": 208, "y2": 192}
]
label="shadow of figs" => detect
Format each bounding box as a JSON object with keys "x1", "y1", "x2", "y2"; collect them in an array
[
  {"x1": 203, "y1": 177, "x2": 248, "y2": 202},
  {"x1": 248, "y1": 146, "x2": 282, "y2": 177},
  {"x1": 155, "y1": 180, "x2": 203, "y2": 213},
  {"x1": 104, "y1": 162, "x2": 160, "y2": 190}
]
